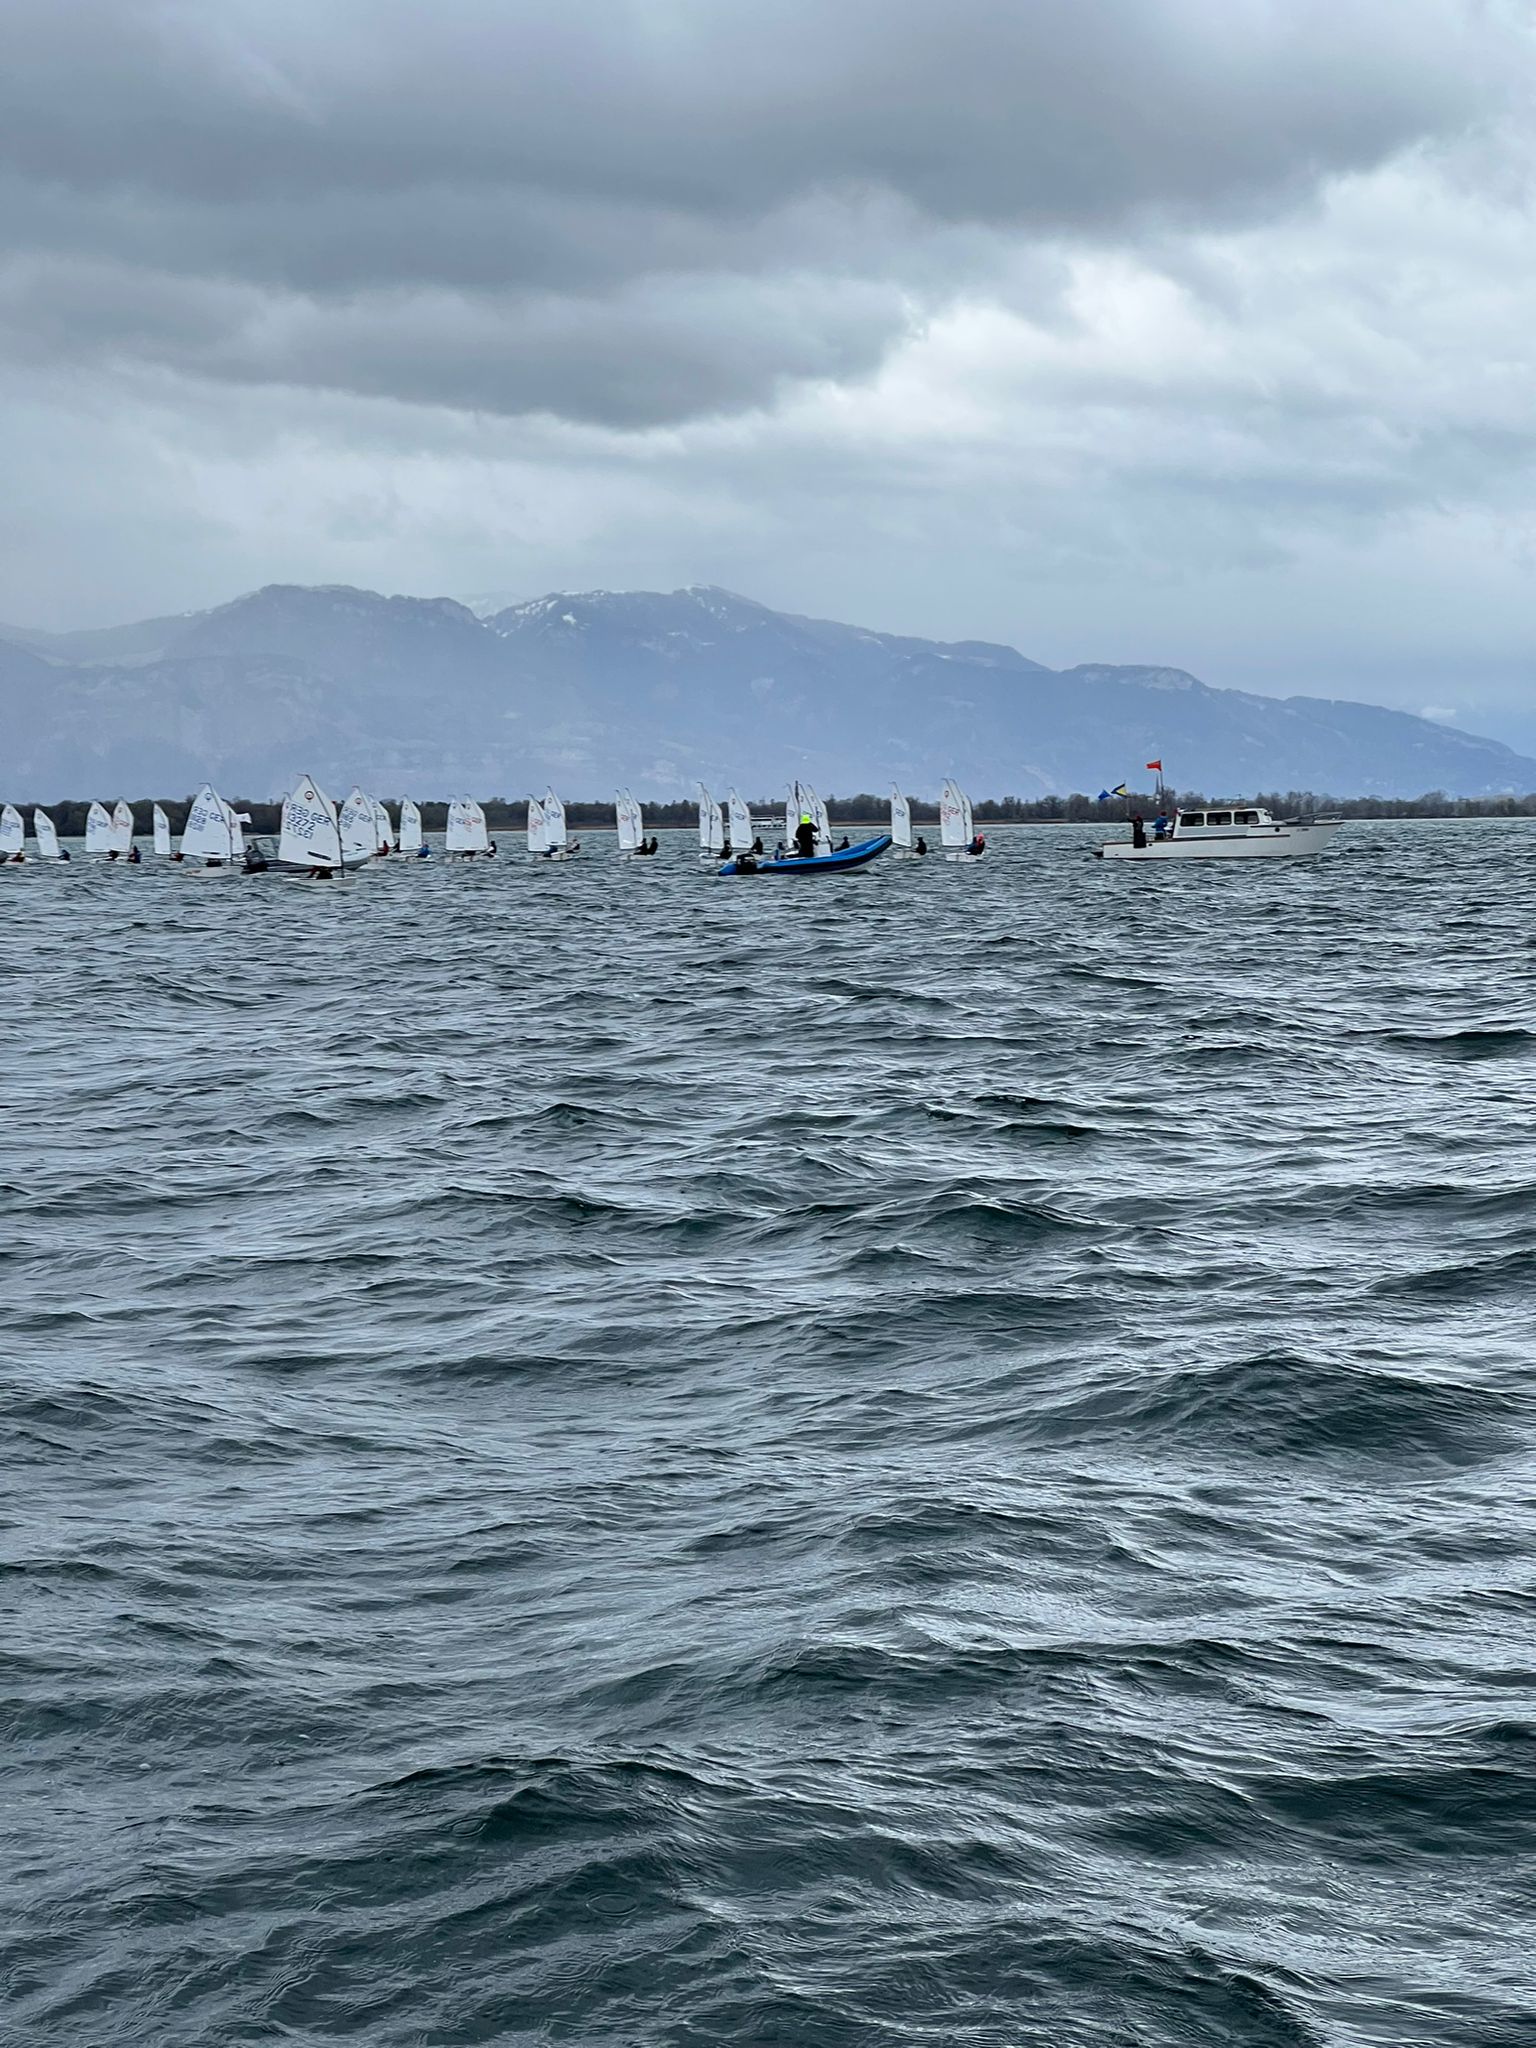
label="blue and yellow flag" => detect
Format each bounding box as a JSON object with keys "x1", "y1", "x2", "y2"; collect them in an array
[{"x1": 1097, "y1": 783, "x2": 1129, "y2": 801}]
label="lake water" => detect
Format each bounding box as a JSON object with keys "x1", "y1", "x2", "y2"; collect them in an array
[{"x1": 4, "y1": 821, "x2": 1534, "y2": 2046}]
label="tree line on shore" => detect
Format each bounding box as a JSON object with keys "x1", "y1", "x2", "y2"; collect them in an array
[{"x1": 25, "y1": 788, "x2": 1536, "y2": 837}]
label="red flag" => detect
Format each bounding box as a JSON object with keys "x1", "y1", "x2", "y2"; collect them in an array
[{"x1": 1146, "y1": 759, "x2": 1162, "y2": 772}]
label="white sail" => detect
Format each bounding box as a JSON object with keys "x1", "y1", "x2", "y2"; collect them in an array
[
  {"x1": 543, "y1": 788, "x2": 567, "y2": 851},
  {"x1": 371, "y1": 796, "x2": 393, "y2": 853},
  {"x1": 460, "y1": 798, "x2": 489, "y2": 852},
  {"x1": 338, "y1": 787, "x2": 376, "y2": 863},
  {"x1": 698, "y1": 784, "x2": 724, "y2": 855},
  {"x1": 85, "y1": 802, "x2": 114, "y2": 855},
  {"x1": 812, "y1": 789, "x2": 832, "y2": 854},
  {"x1": 785, "y1": 791, "x2": 798, "y2": 851},
  {"x1": 398, "y1": 797, "x2": 423, "y2": 852},
  {"x1": 444, "y1": 786, "x2": 487, "y2": 843},
  {"x1": 615, "y1": 790, "x2": 643, "y2": 853},
  {"x1": 791, "y1": 782, "x2": 831, "y2": 855},
  {"x1": 0, "y1": 804, "x2": 23, "y2": 858},
  {"x1": 445, "y1": 797, "x2": 488, "y2": 853},
  {"x1": 525, "y1": 797, "x2": 549, "y2": 855},
  {"x1": 181, "y1": 783, "x2": 236, "y2": 861},
  {"x1": 727, "y1": 790, "x2": 753, "y2": 853},
  {"x1": 111, "y1": 801, "x2": 135, "y2": 854},
  {"x1": 940, "y1": 779, "x2": 972, "y2": 849},
  {"x1": 279, "y1": 775, "x2": 343, "y2": 868},
  {"x1": 152, "y1": 804, "x2": 172, "y2": 856},
  {"x1": 890, "y1": 786, "x2": 912, "y2": 848},
  {"x1": 223, "y1": 801, "x2": 246, "y2": 859},
  {"x1": 32, "y1": 808, "x2": 60, "y2": 859}
]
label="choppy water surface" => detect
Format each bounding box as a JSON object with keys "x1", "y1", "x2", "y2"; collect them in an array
[{"x1": 4, "y1": 821, "x2": 1535, "y2": 2047}]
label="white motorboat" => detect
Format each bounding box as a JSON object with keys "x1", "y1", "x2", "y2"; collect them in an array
[{"x1": 1098, "y1": 805, "x2": 1342, "y2": 861}]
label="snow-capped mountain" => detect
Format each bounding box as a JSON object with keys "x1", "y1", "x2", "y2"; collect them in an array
[{"x1": 2, "y1": 582, "x2": 1532, "y2": 800}]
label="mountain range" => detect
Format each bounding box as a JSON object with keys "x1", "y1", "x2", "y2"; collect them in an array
[{"x1": 2, "y1": 582, "x2": 1532, "y2": 801}]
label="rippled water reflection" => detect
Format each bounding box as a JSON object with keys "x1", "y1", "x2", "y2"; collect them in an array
[{"x1": 4, "y1": 821, "x2": 1534, "y2": 2046}]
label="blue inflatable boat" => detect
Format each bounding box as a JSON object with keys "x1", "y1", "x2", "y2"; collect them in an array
[{"x1": 718, "y1": 833, "x2": 892, "y2": 877}]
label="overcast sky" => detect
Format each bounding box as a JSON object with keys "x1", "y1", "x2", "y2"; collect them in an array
[{"x1": 6, "y1": 0, "x2": 1536, "y2": 744}]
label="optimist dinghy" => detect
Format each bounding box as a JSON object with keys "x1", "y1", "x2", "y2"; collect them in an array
[
  {"x1": 338, "y1": 789, "x2": 378, "y2": 869},
  {"x1": 532, "y1": 788, "x2": 576, "y2": 859},
  {"x1": 152, "y1": 805, "x2": 172, "y2": 856},
  {"x1": 32, "y1": 809, "x2": 61, "y2": 860},
  {"x1": 889, "y1": 785, "x2": 914, "y2": 856},
  {"x1": 178, "y1": 782, "x2": 242, "y2": 873},
  {"x1": 727, "y1": 790, "x2": 754, "y2": 857},
  {"x1": 615, "y1": 790, "x2": 646, "y2": 857},
  {"x1": 0, "y1": 804, "x2": 24, "y2": 863},
  {"x1": 447, "y1": 798, "x2": 491, "y2": 858},
  {"x1": 398, "y1": 798, "x2": 426, "y2": 857},
  {"x1": 277, "y1": 775, "x2": 349, "y2": 876},
  {"x1": 84, "y1": 802, "x2": 115, "y2": 858},
  {"x1": 698, "y1": 785, "x2": 724, "y2": 861},
  {"x1": 720, "y1": 833, "x2": 892, "y2": 877},
  {"x1": 940, "y1": 779, "x2": 984, "y2": 859}
]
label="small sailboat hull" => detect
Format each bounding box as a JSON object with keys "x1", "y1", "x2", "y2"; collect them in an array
[{"x1": 719, "y1": 834, "x2": 892, "y2": 876}]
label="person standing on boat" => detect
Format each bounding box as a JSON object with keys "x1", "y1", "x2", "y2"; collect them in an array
[
  {"x1": 1132, "y1": 815, "x2": 1148, "y2": 848},
  {"x1": 1153, "y1": 810, "x2": 1170, "y2": 840},
  {"x1": 793, "y1": 813, "x2": 817, "y2": 860}
]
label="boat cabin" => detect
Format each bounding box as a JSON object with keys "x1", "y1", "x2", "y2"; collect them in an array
[{"x1": 1175, "y1": 808, "x2": 1274, "y2": 832}]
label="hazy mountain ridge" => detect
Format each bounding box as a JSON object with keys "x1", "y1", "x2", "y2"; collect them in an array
[{"x1": 2, "y1": 582, "x2": 1532, "y2": 800}]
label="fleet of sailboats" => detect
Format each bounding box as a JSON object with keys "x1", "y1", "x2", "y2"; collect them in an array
[{"x1": 22, "y1": 772, "x2": 1310, "y2": 876}]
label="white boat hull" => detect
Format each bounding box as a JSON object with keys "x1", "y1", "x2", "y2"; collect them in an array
[{"x1": 1099, "y1": 823, "x2": 1341, "y2": 861}]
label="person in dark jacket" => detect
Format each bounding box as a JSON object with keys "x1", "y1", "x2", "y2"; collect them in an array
[{"x1": 793, "y1": 814, "x2": 817, "y2": 860}]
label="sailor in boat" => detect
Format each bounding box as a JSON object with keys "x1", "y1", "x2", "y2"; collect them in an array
[
  {"x1": 635, "y1": 836, "x2": 659, "y2": 857},
  {"x1": 487, "y1": 838, "x2": 499, "y2": 858},
  {"x1": 914, "y1": 836, "x2": 928, "y2": 855},
  {"x1": 125, "y1": 843, "x2": 141, "y2": 864},
  {"x1": 966, "y1": 831, "x2": 986, "y2": 857},
  {"x1": 793, "y1": 813, "x2": 817, "y2": 859},
  {"x1": 837, "y1": 835, "x2": 851, "y2": 851}
]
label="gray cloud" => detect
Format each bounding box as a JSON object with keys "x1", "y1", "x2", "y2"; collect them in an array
[
  {"x1": 0, "y1": 0, "x2": 1511, "y2": 423},
  {"x1": 4, "y1": 0, "x2": 1536, "y2": 755}
]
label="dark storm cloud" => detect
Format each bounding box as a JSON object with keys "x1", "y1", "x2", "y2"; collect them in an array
[{"x1": 0, "y1": 0, "x2": 1507, "y2": 424}]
